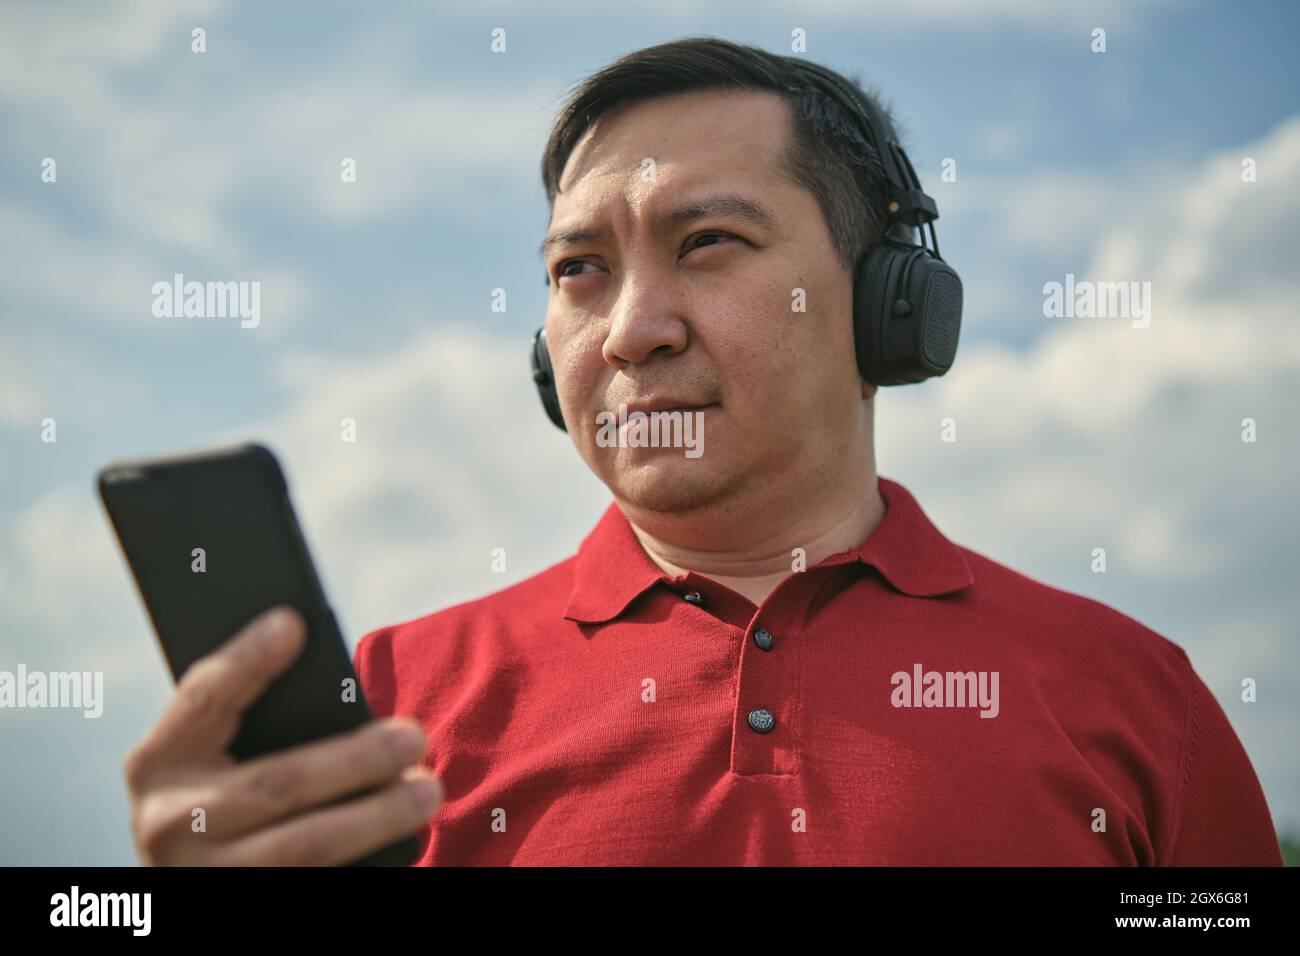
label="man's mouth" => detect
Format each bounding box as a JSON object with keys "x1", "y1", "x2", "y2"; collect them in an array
[{"x1": 620, "y1": 400, "x2": 716, "y2": 417}]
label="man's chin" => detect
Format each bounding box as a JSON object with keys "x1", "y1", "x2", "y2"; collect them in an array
[{"x1": 605, "y1": 461, "x2": 734, "y2": 515}]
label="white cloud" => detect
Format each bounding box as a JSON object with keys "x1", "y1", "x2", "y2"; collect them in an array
[
  {"x1": 0, "y1": 0, "x2": 551, "y2": 273},
  {"x1": 443, "y1": 0, "x2": 1179, "y2": 31},
  {"x1": 966, "y1": 120, "x2": 1033, "y2": 164},
  {"x1": 0, "y1": 349, "x2": 44, "y2": 428},
  {"x1": 0, "y1": 202, "x2": 313, "y2": 335},
  {"x1": 0, "y1": 483, "x2": 159, "y2": 682},
  {"x1": 881, "y1": 116, "x2": 1300, "y2": 567},
  {"x1": 237, "y1": 88, "x2": 552, "y2": 223},
  {"x1": 228, "y1": 325, "x2": 610, "y2": 635},
  {"x1": 0, "y1": 0, "x2": 226, "y2": 115},
  {"x1": 874, "y1": 117, "x2": 1300, "y2": 713}
]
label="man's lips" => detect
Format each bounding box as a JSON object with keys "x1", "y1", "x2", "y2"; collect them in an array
[{"x1": 619, "y1": 401, "x2": 716, "y2": 417}]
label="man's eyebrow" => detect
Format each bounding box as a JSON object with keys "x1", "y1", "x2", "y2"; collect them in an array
[{"x1": 537, "y1": 193, "x2": 777, "y2": 260}]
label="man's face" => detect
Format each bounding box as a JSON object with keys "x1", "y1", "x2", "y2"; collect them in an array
[{"x1": 541, "y1": 88, "x2": 874, "y2": 516}]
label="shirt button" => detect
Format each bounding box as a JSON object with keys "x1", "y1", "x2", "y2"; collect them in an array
[
  {"x1": 683, "y1": 591, "x2": 705, "y2": 606},
  {"x1": 748, "y1": 708, "x2": 775, "y2": 733},
  {"x1": 753, "y1": 627, "x2": 773, "y2": 651}
]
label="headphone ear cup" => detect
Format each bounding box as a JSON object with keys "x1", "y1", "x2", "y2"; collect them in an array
[
  {"x1": 902, "y1": 254, "x2": 963, "y2": 380},
  {"x1": 853, "y1": 243, "x2": 901, "y2": 385},
  {"x1": 530, "y1": 328, "x2": 568, "y2": 431},
  {"x1": 854, "y1": 242, "x2": 963, "y2": 386}
]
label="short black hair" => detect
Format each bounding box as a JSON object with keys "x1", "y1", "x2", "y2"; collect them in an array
[{"x1": 540, "y1": 36, "x2": 908, "y2": 274}]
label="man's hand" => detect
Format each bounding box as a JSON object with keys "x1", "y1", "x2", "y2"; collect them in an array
[{"x1": 123, "y1": 605, "x2": 443, "y2": 865}]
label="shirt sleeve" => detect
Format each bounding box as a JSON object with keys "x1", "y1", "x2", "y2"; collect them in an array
[
  {"x1": 1158, "y1": 659, "x2": 1283, "y2": 865},
  {"x1": 353, "y1": 626, "x2": 395, "y2": 720}
]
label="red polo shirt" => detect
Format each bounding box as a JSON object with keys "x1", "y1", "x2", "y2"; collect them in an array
[{"x1": 353, "y1": 476, "x2": 1283, "y2": 866}]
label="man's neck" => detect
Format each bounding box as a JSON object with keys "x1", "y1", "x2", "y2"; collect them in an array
[{"x1": 622, "y1": 469, "x2": 886, "y2": 608}]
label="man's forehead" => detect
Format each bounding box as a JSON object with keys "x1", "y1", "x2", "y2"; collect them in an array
[
  {"x1": 554, "y1": 89, "x2": 790, "y2": 203},
  {"x1": 553, "y1": 163, "x2": 769, "y2": 217}
]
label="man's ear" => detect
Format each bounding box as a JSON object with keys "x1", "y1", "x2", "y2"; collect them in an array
[{"x1": 861, "y1": 380, "x2": 878, "y2": 401}]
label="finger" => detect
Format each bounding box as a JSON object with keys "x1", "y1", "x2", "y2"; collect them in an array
[
  {"x1": 190, "y1": 717, "x2": 430, "y2": 840},
  {"x1": 140, "y1": 606, "x2": 308, "y2": 765},
  {"x1": 211, "y1": 766, "x2": 444, "y2": 866}
]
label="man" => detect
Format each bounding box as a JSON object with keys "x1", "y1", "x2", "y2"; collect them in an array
[{"x1": 123, "y1": 37, "x2": 1283, "y2": 866}]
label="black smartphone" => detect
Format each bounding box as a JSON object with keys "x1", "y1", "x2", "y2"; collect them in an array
[{"x1": 97, "y1": 440, "x2": 421, "y2": 867}]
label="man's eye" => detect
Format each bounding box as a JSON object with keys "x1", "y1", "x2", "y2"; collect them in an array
[
  {"x1": 558, "y1": 260, "x2": 599, "y2": 279},
  {"x1": 685, "y1": 233, "x2": 735, "y2": 254},
  {"x1": 555, "y1": 235, "x2": 738, "y2": 281}
]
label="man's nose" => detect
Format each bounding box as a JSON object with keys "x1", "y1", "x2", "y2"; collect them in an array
[{"x1": 600, "y1": 268, "x2": 689, "y2": 367}]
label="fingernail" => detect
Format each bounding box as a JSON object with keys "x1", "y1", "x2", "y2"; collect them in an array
[
  {"x1": 259, "y1": 607, "x2": 295, "y2": 648},
  {"x1": 413, "y1": 776, "x2": 442, "y2": 811},
  {"x1": 393, "y1": 723, "x2": 426, "y2": 758}
]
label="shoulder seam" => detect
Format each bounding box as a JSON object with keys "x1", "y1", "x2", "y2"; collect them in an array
[{"x1": 1157, "y1": 651, "x2": 1201, "y2": 865}]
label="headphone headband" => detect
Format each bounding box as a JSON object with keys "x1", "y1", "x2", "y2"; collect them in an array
[{"x1": 780, "y1": 58, "x2": 940, "y2": 244}]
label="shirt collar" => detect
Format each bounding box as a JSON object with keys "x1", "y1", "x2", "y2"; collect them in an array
[{"x1": 563, "y1": 475, "x2": 974, "y2": 624}]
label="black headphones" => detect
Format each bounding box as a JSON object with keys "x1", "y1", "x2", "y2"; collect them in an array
[{"x1": 530, "y1": 58, "x2": 962, "y2": 432}]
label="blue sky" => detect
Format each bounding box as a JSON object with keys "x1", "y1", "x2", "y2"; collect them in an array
[{"x1": 2, "y1": 0, "x2": 1298, "y2": 864}]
